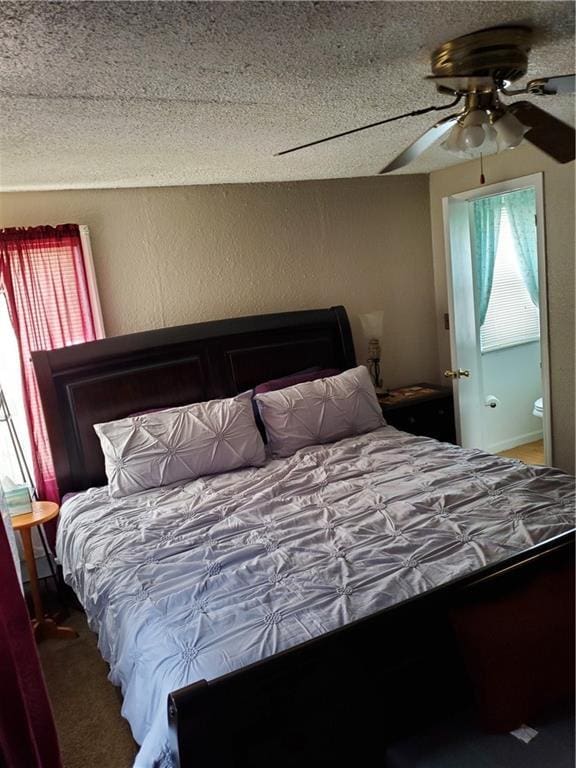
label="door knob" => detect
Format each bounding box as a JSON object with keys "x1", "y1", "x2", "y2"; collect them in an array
[{"x1": 444, "y1": 368, "x2": 471, "y2": 379}]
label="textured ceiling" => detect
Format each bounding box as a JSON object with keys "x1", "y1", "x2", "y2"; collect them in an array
[{"x1": 0, "y1": 1, "x2": 574, "y2": 191}]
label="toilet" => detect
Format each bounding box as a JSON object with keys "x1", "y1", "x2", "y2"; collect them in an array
[{"x1": 533, "y1": 397, "x2": 544, "y2": 418}]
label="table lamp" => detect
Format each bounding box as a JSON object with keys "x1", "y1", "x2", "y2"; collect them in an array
[{"x1": 359, "y1": 310, "x2": 385, "y2": 392}]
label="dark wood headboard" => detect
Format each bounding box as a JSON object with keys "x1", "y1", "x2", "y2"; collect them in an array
[{"x1": 32, "y1": 306, "x2": 355, "y2": 497}]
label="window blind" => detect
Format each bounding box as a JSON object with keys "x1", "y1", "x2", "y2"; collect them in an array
[{"x1": 479, "y1": 206, "x2": 540, "y2": 353}]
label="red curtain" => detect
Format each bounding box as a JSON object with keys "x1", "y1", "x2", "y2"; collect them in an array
[
  {"x1": 0, "y1": 515, "x2": 62, "y2": 768},
  {"x1": 0, "y1": 225, "x2": 100, "y2": 501}
]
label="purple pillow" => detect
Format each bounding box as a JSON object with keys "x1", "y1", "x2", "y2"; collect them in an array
[
  {"x1": 254, "y1": 368, "x2": 341, "y2": 395},
  {"x1": 129, "y1": 407, "x2": 165, "y2": 418}
]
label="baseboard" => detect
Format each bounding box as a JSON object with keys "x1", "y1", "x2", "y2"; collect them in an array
[{"x1": 489, "y1": 431, "x2": 544, "y2": 454}]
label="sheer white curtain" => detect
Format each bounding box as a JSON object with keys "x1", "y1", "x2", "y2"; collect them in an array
[
  {"x1": 0, "y1": 491, "x2": 21, "y2": 589},
  {"x1": 0, "y1": 292, "x2": 34, "y2": 481},
  {"x1": 0, "y1": 292, "x2": 45, "y2": 574}
]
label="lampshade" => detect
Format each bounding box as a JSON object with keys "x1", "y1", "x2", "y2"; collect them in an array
[
  {"x1": 443, "y1": 123, "x2": 465, "y2": 153},
  {"x1": 493, "y1": 111, "x2": 530, "y2": 149},
  {"x1": 359, "y1": 311, "x2": 385, "y2": 391},
  {"x1": 359, "y1": 310, "x2": 385, "y2": 341}
]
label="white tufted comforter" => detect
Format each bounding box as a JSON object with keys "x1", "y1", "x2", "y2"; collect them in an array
[{"x1": 57, "y1": 426, "x2": 575, "y2": 767}]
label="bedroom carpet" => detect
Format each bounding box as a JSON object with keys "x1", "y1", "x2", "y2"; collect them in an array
[
  {"x1": 38, "y1": 607, "x2": 138, "y2": 768},
  {"x1": 386, "y1": 704, "x2": 575, "y2": 768}
]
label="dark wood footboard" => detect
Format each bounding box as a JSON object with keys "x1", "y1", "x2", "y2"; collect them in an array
[{"x1": 168, "y1": 529, "x2": 575, "y2": 767}]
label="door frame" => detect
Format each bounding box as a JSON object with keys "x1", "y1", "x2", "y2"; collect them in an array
[{"x1": 442, "y1": 172, "x2": 552, "y2": 465}]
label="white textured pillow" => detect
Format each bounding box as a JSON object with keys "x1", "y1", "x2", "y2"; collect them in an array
[
  {"x1": 254, "y1": 365, "x2": 385, "y2": 458},
  {"x1": 94, "y1": 391, "x2": 266, "y2": 498}
]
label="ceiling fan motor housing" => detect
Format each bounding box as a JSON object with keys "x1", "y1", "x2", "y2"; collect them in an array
[{"x1": 431, "y1": 26, "x2": 532, "y2": 89}]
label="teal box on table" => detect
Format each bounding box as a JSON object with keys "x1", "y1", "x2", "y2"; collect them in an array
[{"x1": 0, "y1": 478, "x2": 33, "y2": 517}]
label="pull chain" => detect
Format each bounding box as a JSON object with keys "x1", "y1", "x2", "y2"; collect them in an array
[{"x1": 480, "y1": 152, "x2": 486, "y2": 185}]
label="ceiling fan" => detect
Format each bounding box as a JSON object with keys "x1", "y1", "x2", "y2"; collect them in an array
[{"x1": 276, "y1": 26, "x2": 575, "y2": 173}]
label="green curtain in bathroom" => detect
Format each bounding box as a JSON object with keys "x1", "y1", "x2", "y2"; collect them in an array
[
  {"x1": 472, "y1": 195, "x2": 503, "y2": 326},
  {"x1": 504, "y1": 188, "x2": 539, "y2": 307}
]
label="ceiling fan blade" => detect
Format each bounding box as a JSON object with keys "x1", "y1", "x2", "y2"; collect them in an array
[
  {"x1": 528, "y1": 74, "x2": 575, "y2": 95},
  {"x1": 509, "y1": 101, "x2": 575, "y2": 164},
  {"x1": 379, "y1": 115, "x2": 458, "y2": 174},
  {"x1": 275, "y1": 97, "x2": 461, "y2": 157}
]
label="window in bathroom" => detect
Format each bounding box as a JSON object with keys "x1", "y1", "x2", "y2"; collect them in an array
[{"x1": 473, "y1": 188, "x2": 540, "y2": 354}]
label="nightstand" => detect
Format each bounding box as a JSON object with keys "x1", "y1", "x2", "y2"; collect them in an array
[
  {"x1": 11, "y1": 501, "x2": 78, "y2": 642},
  {"x1": 378, "y1": 383, "x2": 457, "y2": 444}
]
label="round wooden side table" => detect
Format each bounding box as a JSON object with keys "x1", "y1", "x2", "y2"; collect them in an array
[{"x1": 11, "y1": 501, "x2": 78, "y2": 642}]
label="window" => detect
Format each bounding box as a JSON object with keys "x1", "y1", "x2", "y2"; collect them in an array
[
  {"x1": 0, "y1": 224, "x2": 104, "y2": 501},
  {"x1": 476, "y1": 194, "x2": 540, "y2": 353},
  {"x1": 0, "y1": 291, "x2": 45, "y2": 570},
  {"x1": 0, "y1": 292, "x2": 34, "y2": 484}
]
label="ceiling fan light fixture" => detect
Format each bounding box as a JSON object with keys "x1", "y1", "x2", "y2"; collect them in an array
[
  {"x1": 493, "y1": 110, "x2": 530, "y2": 149},
  {"x1": 442, "y1": 105, "x2": 529, "y2": 158},
  {"x1": 442, "y1": 113, "x2": 492, "y2": 155},
  {"x1": 460, "y1": 123, "x2": 486, "y2": 149},
  {"x1": 280, "y1": 26, "x2": 575, "y2": 173},
  {"x1": 441, "y1": 122, "x2": 466, "y2": 153},
  {"x1": 484, "y1": 124, "x2": 498, "y2": 143}
]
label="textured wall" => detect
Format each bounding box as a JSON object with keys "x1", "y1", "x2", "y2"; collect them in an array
[
  {"x1": 429, "y1": 145, "x2": 575, "y2": 473},
  {"x1": 0, "y1": 175, "x2": 437, "y2": 389}
]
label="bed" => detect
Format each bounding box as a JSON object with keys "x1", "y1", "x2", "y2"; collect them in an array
[{"x1": 32, "y1": 306, "x2": 575, "y2": 768}]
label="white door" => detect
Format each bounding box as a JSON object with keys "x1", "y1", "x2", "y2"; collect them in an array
[
  {"x1": 443, "y1": 197, "x2": 484, "y2": 448},
  {"x1": 443, "y1": 173, "x2": 551, "y2": 462}
]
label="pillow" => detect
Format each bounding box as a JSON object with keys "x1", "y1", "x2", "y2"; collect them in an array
[
  {"x1": 252, "y1": 367, "x2": 341, "y2": 442},
  {"x1": 253, "y1": 367, "x2": 341, "y2": 395},
  {"x1": 254, "y1": 365, "x2": 385, "y2": 458},
  {"x1": 94, "y1": 391, "x2": 266, "y2": 498}
]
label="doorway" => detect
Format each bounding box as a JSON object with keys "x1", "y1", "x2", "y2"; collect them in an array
[{"x1": 443, "y1": 173, "x2": 551, "y2": 466}]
